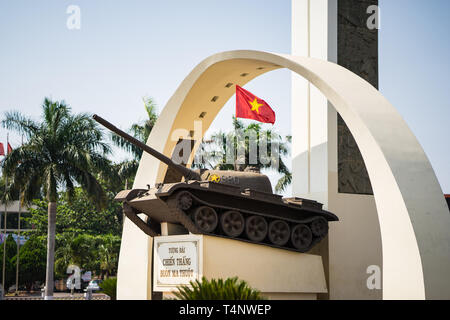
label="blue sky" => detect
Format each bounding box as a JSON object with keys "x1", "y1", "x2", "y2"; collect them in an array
[{"x1": 0, "y1": 0, "x2": 449, "y2": 193}]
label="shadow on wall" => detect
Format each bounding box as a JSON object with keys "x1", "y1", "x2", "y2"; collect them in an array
[{"x1": 445, "y1": 195, "x2": 450, "y2": 210}]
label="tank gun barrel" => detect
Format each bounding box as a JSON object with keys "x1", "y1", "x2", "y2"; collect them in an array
[{"x1": 93, "y1": 114, "x2": 200, "y2": 181}]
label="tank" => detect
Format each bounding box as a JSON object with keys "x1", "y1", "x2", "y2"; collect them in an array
[{"x1": 94, "y1": 114, "x2": 339, "y2": 253}]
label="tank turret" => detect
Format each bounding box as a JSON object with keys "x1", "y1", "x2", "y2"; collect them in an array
[{"x1": 94, "y1": 114, "x2": 339, "y2": 253}]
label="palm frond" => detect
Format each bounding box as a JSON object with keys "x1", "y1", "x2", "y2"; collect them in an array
[
  {"x1": 194, "y1": 116, "x2": 292, "y2": 189},
  {"x1": 1, "y1": 111, "x2": 39, "y2": 138},
  {"x1": 2, "y1": 97, "x2": 112, "y2": 207},
  {"x1": 173, "y1": 277, "x2": 264, "y2": 300},
  {"x1": 111, "y1": 97, "x2": 159, "y2": 160}
]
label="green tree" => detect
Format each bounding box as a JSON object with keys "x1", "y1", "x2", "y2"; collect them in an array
[
  {"x1": 112, "y1": 96, "x2": 159, "y2": 159},
  {"x1": 54, "y1": 233, "x2": 75, "y2": 279},
  {"x1": 25, "y1": 194, "x2": 122, "y2": 280},
  {"x1": 0, "y1": 175, "x2": 21, "y2": 205},
  {"x1": 111, "y1": 96, "x2": 159, "y2": 190},
  {"x1": 174, "y1": 277, "x2": 264, "y2": 300},
  {"x1": 68, "y1": 234, "x2": 97, "y2": 272},
  {"x1": 0, "y1": 234, "x2": 17, "y2": 290},
  {"x1": 26, "y1": 190, "x2": 122, "y2": 238},
  {"x1": 11, "y1": 236, "x2": 46, "y2": 291},
  {"x1": 98, "y1": 234, "x2": 120, "y2": 278},
  {"x1": 53, "y1": 233, "x2": 120, "y2": 280},
  {"x1": 194, "y1": 117, "x2": 292, "y2": 192},
  {"x1": 2, "y1": 98, "x2": 111, "y2": 299}
]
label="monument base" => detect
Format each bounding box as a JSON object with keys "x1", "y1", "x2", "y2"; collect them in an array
[{"x1": 157, "y1": 234, "x2": 327, "y2": 300}]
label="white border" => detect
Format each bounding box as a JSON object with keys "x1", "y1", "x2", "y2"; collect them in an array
[{"x1": 153, "y1": 234, "x2": 203, "y2": 292}]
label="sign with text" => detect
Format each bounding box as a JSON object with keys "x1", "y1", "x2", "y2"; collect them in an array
[{"x1": 153, "y1": 234, "x2": 203, "y2": 292}]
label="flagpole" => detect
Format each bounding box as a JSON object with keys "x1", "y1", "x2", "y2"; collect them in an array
[
  {"x1": 2, "y1": 133, "x2": 8, "y2": 290},
  {"x1": 15, "y1": 135, "x2": 23, "y2": 295}
]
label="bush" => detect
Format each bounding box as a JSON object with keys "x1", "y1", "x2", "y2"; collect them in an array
[
  {"x1": 54, "y1": 233, "x2": 121, "y2": 279},
  {"x1": 0, "y1": 234, "x2": 17, "y2": 289},
  {"x1": 173, "y1": 277, "x2": 264, "y2": 300},
  {"x1": 11, "y1": 236, "x2": 46, "y2": 291},
  {"x1": 100, "y1": 277, "x2": 117, "y2": 300}
]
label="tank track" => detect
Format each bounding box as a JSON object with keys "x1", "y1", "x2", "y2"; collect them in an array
[{"x1": 166, "y1": 190, "x2": 328, "y2": 253}]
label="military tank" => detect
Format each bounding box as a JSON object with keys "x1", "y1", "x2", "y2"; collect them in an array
[{"x1": 93, "y1": 114, "x2": 339, "y2": 253}]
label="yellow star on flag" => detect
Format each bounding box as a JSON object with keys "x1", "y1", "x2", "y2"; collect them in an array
[{"x1": 249, "y1": 98, "x2": 263, "y2": 114}]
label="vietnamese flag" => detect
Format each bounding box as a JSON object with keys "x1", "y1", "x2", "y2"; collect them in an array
[
  {"x1": 7, "y1": 142, "x2": 12, "y2": 154},
  {"x1": 0, "y1": 143, "x2": 4, "y2": 156},
  {"x1": 235, "y1": 85, "x2": 276, "y2": 124}
]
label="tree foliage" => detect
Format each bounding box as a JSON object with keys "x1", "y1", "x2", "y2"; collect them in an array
[
  {"x1": 10, "y1": 236, "x2": 46, "y2": 291},
  {"x1": 23, "y1": 190, "x2": 122, "y2": 279},
  {"x1": 0, "y1": 235, "x2": 18, "y2": 289},
  {"x1": 53, "y1": 233, "x2": 120, "y2": 279},
  {"x1": 99, "y1": 277, "x2": 117, "y2": 300},
  {"x1": 173, "y1": 277, "x2": 264, "y2": 300},
  {"x1": 194, "y1": 117, "x2": 292, "y2": 192},
  {"x1": 1, "y1": 98, "x2": 114, "y2": 295},
  {"x1": 2, "y1": 98, "x2": 111, "y2": 205},
  {"x1": 98, "y1": 235, "x2": 120, "y2": 278},
  {"x1": 111, "y1": 96, "x2": 159, "y2": 159},
  {"x1": 111, "y1": 96, "x2": 159, "y2": 189},
  {"x1": 25, "y1": 188, "x2": 122, "y2": 237},
  {"x1": 0, "y1": 176, "x2": 22, "y2": 205}
]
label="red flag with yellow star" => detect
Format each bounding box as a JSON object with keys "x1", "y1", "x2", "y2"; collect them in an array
[{"x1": 235, "y1": 85, "x2": 275, "y2": 124}]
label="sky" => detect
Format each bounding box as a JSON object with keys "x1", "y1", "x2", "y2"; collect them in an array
[{"x1": 0, "y1": 0, "x2": 449, "y2": 194}]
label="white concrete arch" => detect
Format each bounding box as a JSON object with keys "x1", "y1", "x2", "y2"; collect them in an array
[{"x1": 118, "y1": 50, "x2": 450, "y2": 300}]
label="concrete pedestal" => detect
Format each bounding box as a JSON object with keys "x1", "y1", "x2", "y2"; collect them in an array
[{"x1": 159, "y1": 235, "x2": 327, "y2": 300}]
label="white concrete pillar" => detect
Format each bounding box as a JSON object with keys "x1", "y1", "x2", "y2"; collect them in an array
[
  {"x1": 291, "y1": 0, "x2": 383, "y2": 299},
  {"x1": 291, "y1": 0, "x2": 337, "y2": 206}
]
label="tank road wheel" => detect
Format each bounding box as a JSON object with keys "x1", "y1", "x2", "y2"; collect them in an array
[
  {"x1": 193, "y1": 206, "x2": 218, "y2": 233},
  {"x1": 268, "y1": 220, "x2": 290, "y2": 246},
  {"x1": 291, "y1": 224, "x2": 313, "y2": 251},
  {"x1": 245, "y1": 215, "x2": 268, "y2": 242},
  {"x1": 175, "y1": 191, "x2": 193, "y2": 211},
  {"x1": 220, "y1": 211, "x2": 245, "y2": 238},
  {"x1": 310, "y1": 217, "x2": 329, "y2": 238}
]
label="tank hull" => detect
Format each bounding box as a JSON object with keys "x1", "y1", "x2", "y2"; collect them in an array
[{"x1": 116, "y1": 181, "x2": 338, "y2": 253}]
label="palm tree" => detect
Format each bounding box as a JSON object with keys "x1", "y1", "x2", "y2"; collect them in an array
[
  {"x1": 194, "y1": 117, "x2": 292, "y2": 192},
  {"x1": 112, "y1": 96, "x2": 158, "y2": 159},
  {"x1": 98, "y1": 235, "x2": 118, "y2": 279},
  {"x1": 174, "y1": 276, "x2": 264, "y2": 300},
  {"x1": 111, "y1": 96, "x2": 159, "y2": 188},
  {"x1": 0, "y1": 175, "x2": 21, "y2": 204},
  {"x1": 99, "y1": 277, "x2": 117, "y2": 300},
  {"x1": 1, "y1": 98, "x2": 111, "y2": 299},
  {"x1": 54, "y1": 233, "x2": 75, "y2": 278}
]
